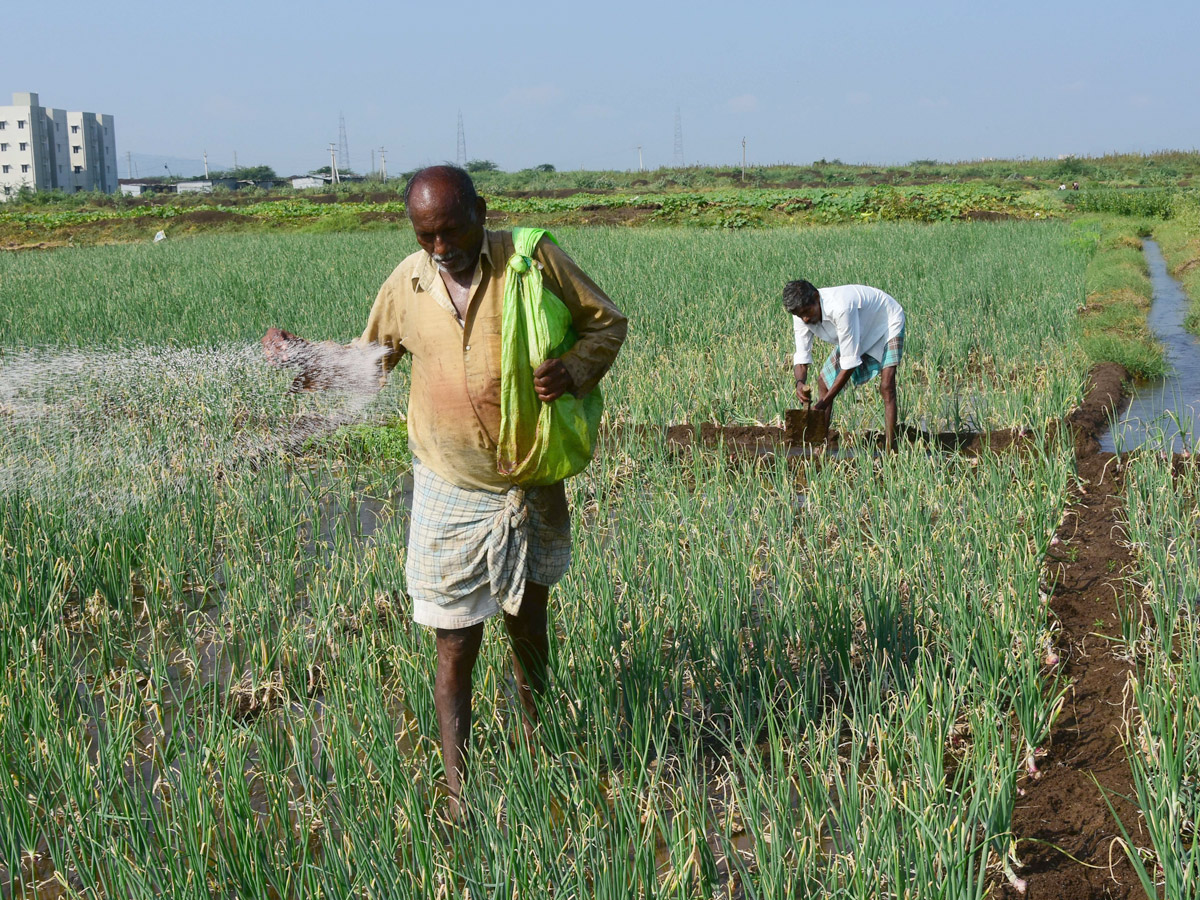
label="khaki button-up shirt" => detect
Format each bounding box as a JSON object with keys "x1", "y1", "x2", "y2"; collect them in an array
[{"x1": 360, "y1": 229, "x2": 627, "y2": 492}]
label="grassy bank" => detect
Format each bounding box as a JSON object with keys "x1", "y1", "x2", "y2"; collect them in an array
[
  {"x1": 1074, "y1": 217, "x2": 1164, "y2": 379},
  {"x1": 1153, "y1": 195, "x2": 1200, "y2": 334}
]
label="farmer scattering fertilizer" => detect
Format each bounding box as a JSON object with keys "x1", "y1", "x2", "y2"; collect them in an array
[
  {"x1": 784, "y1": 280, "x2": 907, "y2": 451},
  {"x1": 263, "y1": 165, "x2": 627, "y2": 820}
]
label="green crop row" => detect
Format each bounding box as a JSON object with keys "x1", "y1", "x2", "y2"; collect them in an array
[
  {"x1": 0, "y1": 222, "x2": 1089, "y2": 433},
  {"x1": 1120, "y1": 449, "x2": 1200, "y2": 898}
]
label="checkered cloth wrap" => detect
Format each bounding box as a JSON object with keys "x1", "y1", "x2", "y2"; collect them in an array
[
  {"x1": 820, "y1": 328, "x2": 905, "y2": 388},
  {"x1": 406, "y1": 461, "x2": 572, "y2": 615}
]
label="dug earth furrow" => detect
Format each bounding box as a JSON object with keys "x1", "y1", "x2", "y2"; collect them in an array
[{"x1": 1003, "y1": 362, "x2": 1141, "y2": 900}]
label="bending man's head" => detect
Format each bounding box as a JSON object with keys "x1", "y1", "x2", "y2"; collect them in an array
[
  {"x1": 782, "y1": 279, "x2": 822, "y2": 324},
  {"x1": 404, "y1": 165, "x2": 487, "y2": 275}
]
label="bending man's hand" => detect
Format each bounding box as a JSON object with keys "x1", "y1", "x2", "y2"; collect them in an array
[
  {"x1": 533, "y1": 358, "x2": 576, "y2": 403},
  {"x1": 795, "y1": 381, "x2": 812, "y2": 408}
]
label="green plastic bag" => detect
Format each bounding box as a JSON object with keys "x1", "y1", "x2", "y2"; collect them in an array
[{"x1": 497, "y1": 228, "x2": 603, "y2": 487}]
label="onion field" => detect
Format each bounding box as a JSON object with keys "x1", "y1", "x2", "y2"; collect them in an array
[{"x1": 0, "y1": 222, "x2": 1182, "y2": 898}]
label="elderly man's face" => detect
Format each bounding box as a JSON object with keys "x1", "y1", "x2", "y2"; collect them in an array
[{"x1": 408, "y1": 185, "x2": 486, "y2": 276}]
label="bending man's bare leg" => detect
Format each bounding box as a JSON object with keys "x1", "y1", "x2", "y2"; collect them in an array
[{"x1": 879, "y1": 365, "x2": 898, "y2": 452}]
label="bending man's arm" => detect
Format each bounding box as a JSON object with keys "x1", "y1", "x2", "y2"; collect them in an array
[
  {"x1": 792, "y1": 315, "x2": 816, "y2": 406},
  {"x1": 793, "y1": 362, "x2": 812, "y2": 407}
]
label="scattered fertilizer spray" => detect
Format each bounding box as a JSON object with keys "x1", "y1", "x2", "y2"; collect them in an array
[{"x1": 0, "y1": 341, "x2": 395, "y2": 516}]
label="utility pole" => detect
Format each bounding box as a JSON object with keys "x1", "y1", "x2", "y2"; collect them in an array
[
  {"x1": 233, "y1": 150, "x2": 238, "y2": 173},
  {"x1": 203, "y1": 150, "x2": 209, "y2": 179},
  {"x1": 328, "y1": 143, "x2": 340, "y2": 184},
  {"x1": 379, "y1": 146, "x2": 388, "y2": 181},
  {"x1": 338, "y1": 112, "x2": 351, "y2": 174},
  {"x1": 636, "y1": 145, "x2": 643, "y2": 172},
  {"x1": 673, "y1": 107, "x2": 684, "y2": 168},
  {"x1": 741, "y1": 137, "x2": 746, "y2": 182},
  {"x1": 126, "y1": 150, "x2": 132, "y2": 179},
  {"x1": 370, "y1": 147, "x2": 375, "y2": 176},
  {"x1": 456, "y1": 111, "x2": 467, "y2": 167}
]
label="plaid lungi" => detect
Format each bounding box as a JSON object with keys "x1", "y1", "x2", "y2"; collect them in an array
[
  {"x1": 820, "y1": 328, "x2": 905, "y2": 388},
  {"x1": 405, "y1": 461, "x2": 572, "y2": 619}
]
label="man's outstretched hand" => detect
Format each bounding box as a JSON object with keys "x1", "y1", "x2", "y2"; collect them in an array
[
  {"x1": 262, "y1": 327, "x2": 308, "y2": 366},
  {"x1": 533, "y1": 359, "x2": 576, "y2": 403}
]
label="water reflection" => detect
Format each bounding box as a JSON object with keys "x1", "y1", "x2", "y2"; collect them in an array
[{"x1": 1101, "y1": 240, "x2": 1200, "y2": 452}]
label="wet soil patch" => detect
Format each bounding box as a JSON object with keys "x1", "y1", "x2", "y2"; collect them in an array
[
  {"x1": 575, "y1": 206, "x2": 658, "y2": 225},
  {"x1": 357, "y1": 210, "x2": 406, "y2": 224},
  {"x1": 1071, "y1": 362, "x2": 1128, "y2": 456},
  {"x1": 167, "y1": 209, "x2": 253, "y2": 226},
  {"x1": 961, "y1": 209, "x2": 1018, "y2": 222},
  {"x1": 501, "y1": 188, "x2": 613, "y2": 199}
]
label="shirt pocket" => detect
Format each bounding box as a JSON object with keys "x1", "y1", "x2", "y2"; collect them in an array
[{"x1": 474, "y1": 315, "x2": 503, "y2": 381}]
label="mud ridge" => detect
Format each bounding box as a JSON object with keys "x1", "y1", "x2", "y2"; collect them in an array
[{"x1": 1002, "y1": 362, "x2": 1139, "y2": 899}]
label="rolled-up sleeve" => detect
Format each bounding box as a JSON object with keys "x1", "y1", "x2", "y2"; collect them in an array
[
  {"x1": 534, "y1": 238, "x2": 627, "y2": 396},
  {"x1": 357, "y1": 277, "x2": 407, "y2": 373},
  {"x1": 792, "y1": 316, "x2": 814, "y2": 365},
  {"x1": 834, "y1": 307, "x2": 862, "y2": 370}
]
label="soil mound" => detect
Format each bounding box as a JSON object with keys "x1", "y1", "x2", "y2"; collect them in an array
[
  {"x1": 1067, "y1": 362, "x2": 1127, "y2": 457},
  {"x1": 171, "y1": 210, "x2": 252, "y2": 226}
]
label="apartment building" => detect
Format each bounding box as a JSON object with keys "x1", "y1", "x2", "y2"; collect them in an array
[{"x1": 0, "y1": 92, "x2": 117, "y2": 199}]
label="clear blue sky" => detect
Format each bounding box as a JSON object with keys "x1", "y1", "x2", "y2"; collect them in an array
[{"x1": 4, "y1": 0, "x2": 1196, "y2": 178}]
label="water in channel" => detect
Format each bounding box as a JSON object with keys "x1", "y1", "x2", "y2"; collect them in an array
[{"x1": 1100, "y1": 239, "x2": 1200, "y2": 453}]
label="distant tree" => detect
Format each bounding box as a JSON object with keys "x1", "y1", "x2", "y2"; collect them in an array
[
  {"x1": 309, "y1": 166, "x2": 333, "y2": 175},
  {"x1": 534, "y1": 163, "x2": 556, "y2": 173},
  {"x1": 1052, "y1": 157, "x2": 1091, "y2": 178},
  {"x1": 211, "y1": 165, "x2": 278, "y2": 181},
  {"x1": 466, "y1": 159, "x2": 500, "y2": 173},
  {"x1": 234, "y1": 164, "x2": 277, "y2": 181}
]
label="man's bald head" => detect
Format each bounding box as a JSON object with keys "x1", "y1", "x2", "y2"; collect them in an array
[
  {"x1": 403, "y1": 165, "x2": 479, "y2": 216},
  {"x1": 404, "y1": 165, "x2": 487, "y2": 276}
]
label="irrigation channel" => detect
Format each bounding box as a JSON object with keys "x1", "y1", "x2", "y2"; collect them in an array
[{"x1": 1101, "y1": 239, "x2": 1200, "y2": 453}]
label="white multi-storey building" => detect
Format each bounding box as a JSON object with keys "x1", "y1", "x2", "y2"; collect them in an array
[{"x1": 0, "y1": 92, "x2": 117, "y2": 199}]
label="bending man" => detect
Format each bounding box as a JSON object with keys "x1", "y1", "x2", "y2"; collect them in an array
[
  {"x1": 265, "y1": 166, "x2": 627, "y2": 818},
  {"x1": 784, "y1": 279, "x2": 906, "y2": 450}
]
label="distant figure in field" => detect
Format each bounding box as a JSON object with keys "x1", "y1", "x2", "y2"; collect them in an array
[{"x1": 784, "y1": 280, "x2": 906, "y2": 451}]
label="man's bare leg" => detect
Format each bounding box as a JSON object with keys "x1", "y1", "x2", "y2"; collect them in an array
[
  {"x1": 879, "y1": 365, "x2": 899, "y2": 452},
  {"x1": 817, "y1": 373, "x2": 832, "y2": 406},
  {"x1": 434, "y1": 623, "x2": 484, "y2": 819},
  {"x1": 504, "y1": 582, "x2": 550, "y2": 745}
]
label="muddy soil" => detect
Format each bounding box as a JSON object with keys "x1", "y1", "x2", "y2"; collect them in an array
[{"x1": 1000, "y1": 362, "x2": 1142, "y2": 899}]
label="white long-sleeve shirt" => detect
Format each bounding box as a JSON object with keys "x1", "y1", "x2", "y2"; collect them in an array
[{"x1": 792, "y1": 284, "x2": 906, "y2": 369}]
